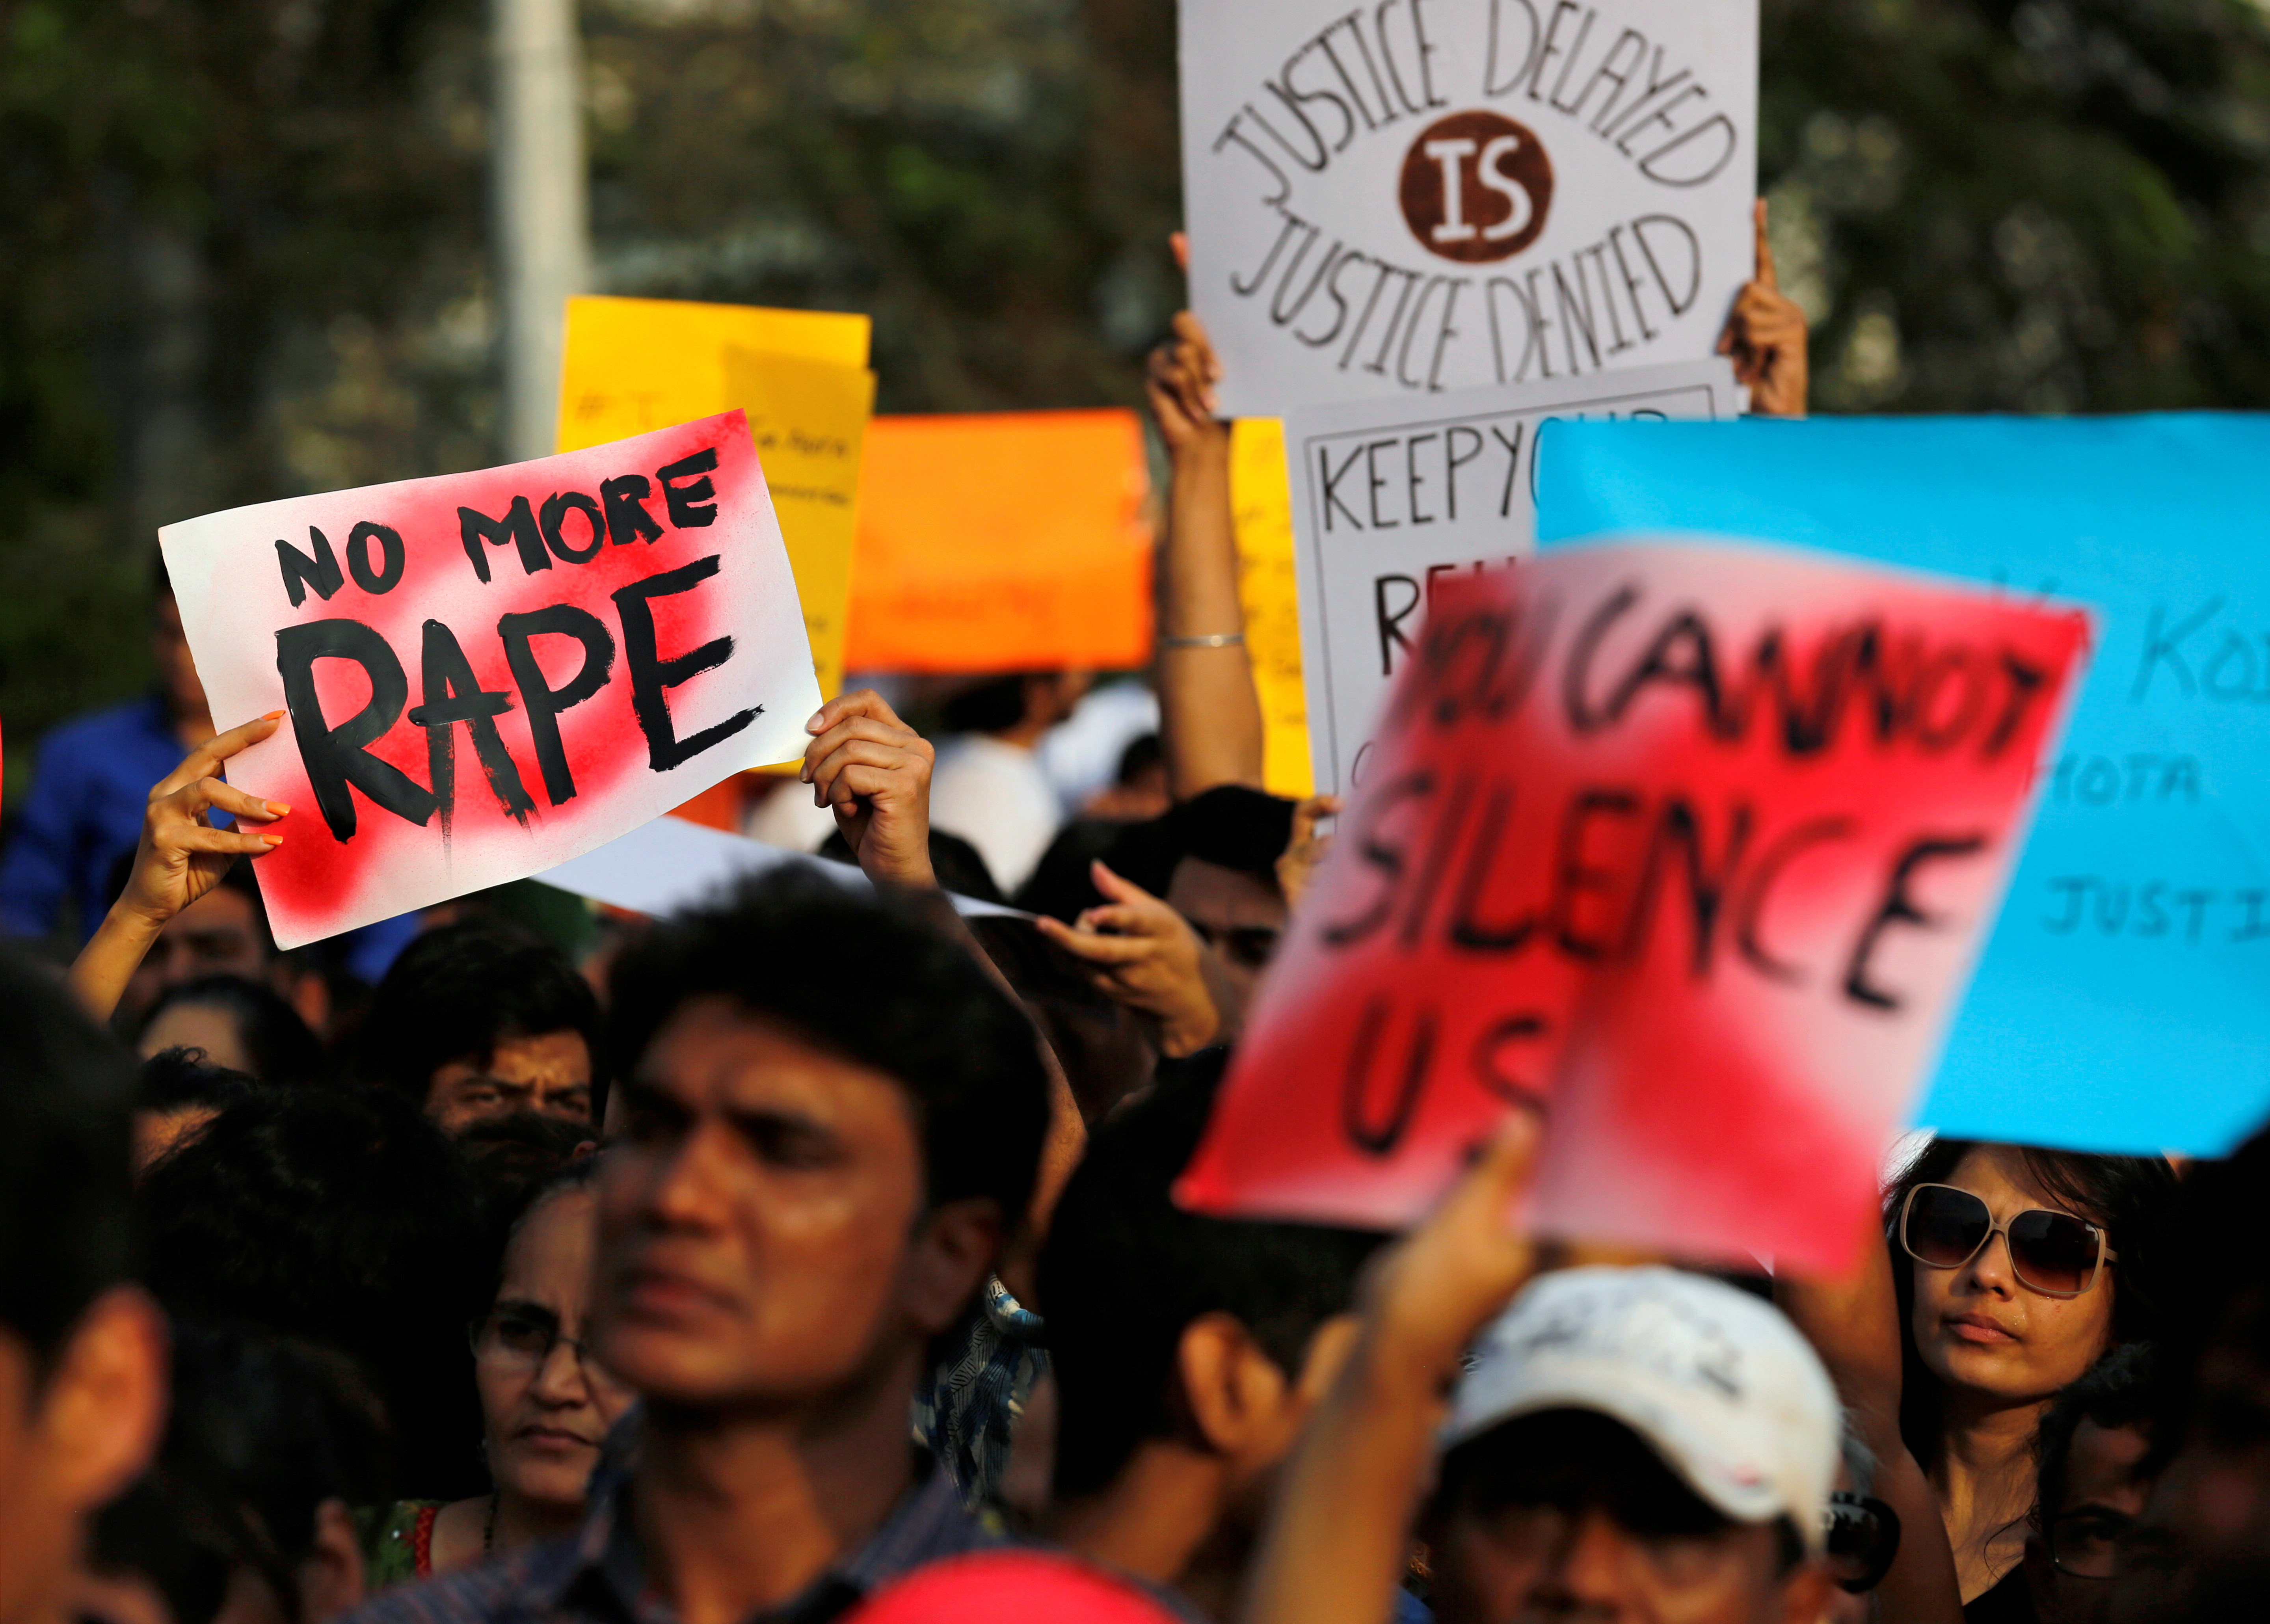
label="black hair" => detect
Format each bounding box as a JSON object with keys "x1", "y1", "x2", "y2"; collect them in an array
[
  {"x1": 0, "y1": 947, "x2": 137, "y2": 1367},
  {"x1": 1167, "y1": 786, "x2": 1297, "y2": 887},
  {"x1": 607, "y1": 870, "x2": 1051, "y2": 1226},
  {"x1": 2143, "y1": 1120, "x2": 2270, "y2": 1470},
  {"x1": 2034, "y1": 1342, "x2": 2160, "y2": 1527},
  {"x1": 1040, "y1": 1051, "x2": 1385, "y2": 1500},
  {"x1": 964, "y1": 914, "x2": 1153, "y2": 1124},
  {"x1": 941, "y1": 673, "x2": 1041, "y2": 735},
  {"x1": 140, "y1": 975, "x2": 324, "y2": 1087},
  {"x1": 1433, "y1": 1410, "x2": 1806, "y2": 1575},
  {"x1": 92, "y1": 1321, "x2": 393, "y2": 1624},
  {"x1": 452, "y1": 1108, "x2": 597, "y2": 1249},
  {"x1": 1116, "y1": 731, "x2": 1163, "y2": 787},
  {"x1": 1885, "y1": 1138, "x2": 2176, "y2": 1469},
  {"x1": 134, "y1": 1086, "x2": 492, "y2": 1498},
  {"x1": 355, "y1": 919, "x2": 602, "y2": 1114},
  {"x1": 138, "y1": 1047, "x2": 262, "y2": 1115},
  {"x1": 1027, "y1": 786, "x2": 1301, "y2": 925},
  {"x1": 818, "y1": 827, "x2": 1007, "y2": 905}
]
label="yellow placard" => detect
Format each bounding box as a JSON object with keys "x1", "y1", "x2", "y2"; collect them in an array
[
  {"x1": 1229, "y1": 418, "x2": 1314, "y2": 800},
  {"x1": 555, "y1": 296, "x2": 871, "y2": 448},
  {"x1": 719, "y1": 348, "x2": 875, "y2": 703}
]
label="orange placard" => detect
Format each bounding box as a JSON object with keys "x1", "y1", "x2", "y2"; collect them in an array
[{"x1": 844, "y1": 410, "x2": 1154, "y2": 672}]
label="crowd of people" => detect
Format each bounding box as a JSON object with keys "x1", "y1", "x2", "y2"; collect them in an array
[{"x1": 2, "y1": 205, "x2": 2262, "y2": 1624}]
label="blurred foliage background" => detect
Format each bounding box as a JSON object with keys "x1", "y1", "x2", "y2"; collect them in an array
[{"x1": 4, "y1": 0, "x2": 2270, "y2": 804}]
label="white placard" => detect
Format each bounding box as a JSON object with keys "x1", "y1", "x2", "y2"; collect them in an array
[
  {"x1": 1286, "y1": 357, "x2": 1738, "y2": 792},
  {"x1": 1180, "y1": 0, "x2": 1758, "y2": 417}
]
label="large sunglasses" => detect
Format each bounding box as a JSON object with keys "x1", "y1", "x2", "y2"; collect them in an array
[{"x1": 1898, "y1": 1183, "x2": 2116, "y2": 1298}]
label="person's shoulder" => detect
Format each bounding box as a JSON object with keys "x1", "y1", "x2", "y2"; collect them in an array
[
  {"x1": 39, "y1": 694, "x2": 166, "y2": 755},
  {"x1": 337, "y1": 1545, "x2": 548, "y2": 1624}
]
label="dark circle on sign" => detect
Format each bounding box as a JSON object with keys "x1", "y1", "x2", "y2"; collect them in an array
[{"x1": 1399, "y1": 109, "x2": 1554, "y2": 264}]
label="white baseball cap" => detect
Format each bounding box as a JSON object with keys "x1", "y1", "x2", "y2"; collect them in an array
[{"x1": 1442, "y1": 1267, "x2": 1840, "y2": 1551}]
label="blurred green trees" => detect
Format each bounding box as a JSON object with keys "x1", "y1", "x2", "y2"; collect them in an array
[{"x1": 4, "y1": 0, "x2": 2270, "y2": 802}]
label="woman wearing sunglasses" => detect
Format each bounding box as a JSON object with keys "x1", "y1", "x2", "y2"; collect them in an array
[
  {"x1": 367, "y1": 1157, "x2": 636, "y2": 1582},
  {"x1": 1887, "y1": 1141, "x2": 2172, "y2": 1622}
]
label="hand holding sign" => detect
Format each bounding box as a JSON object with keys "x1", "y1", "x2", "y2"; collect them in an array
[
  {"x1": 801, "y1": 689, "x2": 938, "y2": 891},
  {"x1": 1717, "y1": 201, "x2": 1809, "y2": 417},
  {"x1": 69, "y1": 714, "x2": 294, "y2": 1020},
  {"x1": 1177, "y1": 541, "x2": 2089, "y2": 1275},
  {"x1": 162, "y1": 412, "x2": 822, "y2": 947}
]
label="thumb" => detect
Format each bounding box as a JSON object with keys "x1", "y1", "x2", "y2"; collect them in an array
[
  {"x1": 1753, "y1": 197, "x2": 1778, "y2": 290},
  {"x1": 1170, "y1": 230, "x2": 1190, "y2": 276},
  {"x1": 1448, "y1": 1107, "x2": 1545, "y2": 1225}
]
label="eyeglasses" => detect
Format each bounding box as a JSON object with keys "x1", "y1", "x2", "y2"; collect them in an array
[
  {"x1": 2048, "y1": 1508, "x2": 2134, "y2": 1580},
  {"x1": 1825, "y1": 1492, "x2": 1901, "y2": 1593},
  {"x1": 468, "y1": 1302, "x2": 620, "y2": 1388},
  {"x1": 1898, "y1": 1183, "x2": 2116, "y2": 1298}
]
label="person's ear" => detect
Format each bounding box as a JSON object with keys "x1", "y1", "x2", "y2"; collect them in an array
[
  {"x1": 1174, "y1": 1312, "x2": 1294, "y2": 1468},
  {"x1": 298, "y1": 1498, "x2": 368, "y2": 1624},
  {"x1": 35, "y1": 1285, "x2": 169, "y2": 1518},
  {"x1": 1771, "y1": 1556, "x2": 1835, "y2": 1624},
  {"x1": 904, "y1": 1198, "x2": 1003, "y2": 1336}
]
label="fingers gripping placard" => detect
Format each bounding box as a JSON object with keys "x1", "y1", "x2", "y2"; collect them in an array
[
  {"x1": 1176, "y1": 543, "x2": 2089, "y2": 1275},
  {"x1": 160, "y1": 413, "x2": 822, "y2": 949}
]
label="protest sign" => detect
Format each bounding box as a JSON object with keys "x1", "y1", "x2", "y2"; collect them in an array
[
  {"x1": 1229, "y1": 417, "x2": 1317, "y2": 798},
  {"x1": 1178, "y1": 0, "x2": 1757, "y2": 417},
  {"x1": 558, "y1": 297, "x2": 875, "y2": 701},
  {"x1": 1286, "y1": 357, "x2": 1736, "y2": 794},
  {"x1": 160, "y1": 412, "x2": 822, "y2": 950},
  {"x1": 1537, "y1": 414, "x2": 2270, "y2": 1157},
  {"x1": 1176, "y1": 543, "x2": 2088, "y2": 1274},
  {"x1": 555, "y1": 296, "x2": 870, "y2": 445},
  {"x1": 843, "y1": 410, "x2": 1154, "y2": 672}
]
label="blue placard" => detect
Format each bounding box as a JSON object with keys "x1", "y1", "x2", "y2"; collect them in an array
[{"x1": 1536, "y1": 413, "x2": 2270, "y2": 1157}]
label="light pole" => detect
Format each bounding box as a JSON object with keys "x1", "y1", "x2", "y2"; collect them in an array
[{"x1": 492, "y1": 0, "x2": 591, "y2": 461}]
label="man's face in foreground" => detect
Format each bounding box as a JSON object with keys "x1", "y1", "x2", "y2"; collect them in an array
[
  {"x1": 593, "y1": 999, "x2": 932, "y2": 1408},
  {"x1": 1425, "y1": 1413, "x2": 1829, "y2": 1624}
]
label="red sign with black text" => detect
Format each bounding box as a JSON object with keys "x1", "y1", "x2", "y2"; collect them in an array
[
  {"x1": 1176, "y1": 542, "x2": 2090, "y2": 1275},
  {"x1": 160, "y1": 412, "x2": 822, "y2": 949}
]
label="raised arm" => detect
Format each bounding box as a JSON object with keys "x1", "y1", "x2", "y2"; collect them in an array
[
  {"x1": 1152, "y1": 258, "x2": 1266, "y2": 798},
  {"x1": 1776, "y1": 1215, "x2": 1964, "y2": 1624},
  {"x1": 804, "y1": 691, "x2": 1087, "y2": 1274},
  {"x1": 69, "y1": 714, "x2": 291, "y2": 1023},
  {"x1": 1241, "y1": 1113, "x2": 1542, "y2": 1624},
  {"x1": 1718, "y1": 199, "x2": 1810, "y2": 419}
]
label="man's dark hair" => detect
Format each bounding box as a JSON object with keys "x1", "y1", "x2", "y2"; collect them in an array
[
  {"x1": 134, "y1": 1086, "x2": 492, "y2": 1498},
  {"x1": 1040, "y1": 1051, "x2": 1384, "y2": 1500},
  {"x1": 141, "y1": 975, "x2": 324, "y2": 1088},
  {"x1": 2034, "y1": 1342, "x2": 2160, "y2": 1526},
  {"x1": 2145, "y1": 1120, "x2": 2270, "y2": 1467},
  {"x1": 1166, "y1": 786, "x2": 1297, "y2": 888},
  {"x1": 138, "y1": 1048, "x2": 262, "y2": 1116},
  {"x1": 606, "y1": 871, "x2": 1051, "y2": 1225},
  {"x1": 355, "y1": 920, "x2": 601, "y2": 1111},
  {"x1": 1886, "y1": 1138, "x2": 2175, "y2": 1468},
  {"x1": 0, "y1": 947, "x2": 137, "y2": 1367},
  {"x1": 819, "y1": 828, "x2": 1007, "y2": 904},
  {"x1": 93, "y1": 1321, "x2": 394, "y2": 1624},
  {"x1": 453, "y1": 1108, "x2": 595, "y2": 1247},
  {"x1": 941, "y1": 673, "x2": 1041, "y2": 735}
]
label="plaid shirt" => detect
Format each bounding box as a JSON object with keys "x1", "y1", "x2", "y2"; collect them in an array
[{"x1": 342, "y1": 1453, "x2": 998, "y2": 1624}]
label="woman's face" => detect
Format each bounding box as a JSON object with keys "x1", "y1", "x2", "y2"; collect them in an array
[
  {"x1": 474, "y1": 1190, "x2": 634, "y2": 1512},
  {"x1": 1909, "y1": 1146, "x2": 2116, "y2": 1405}
]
